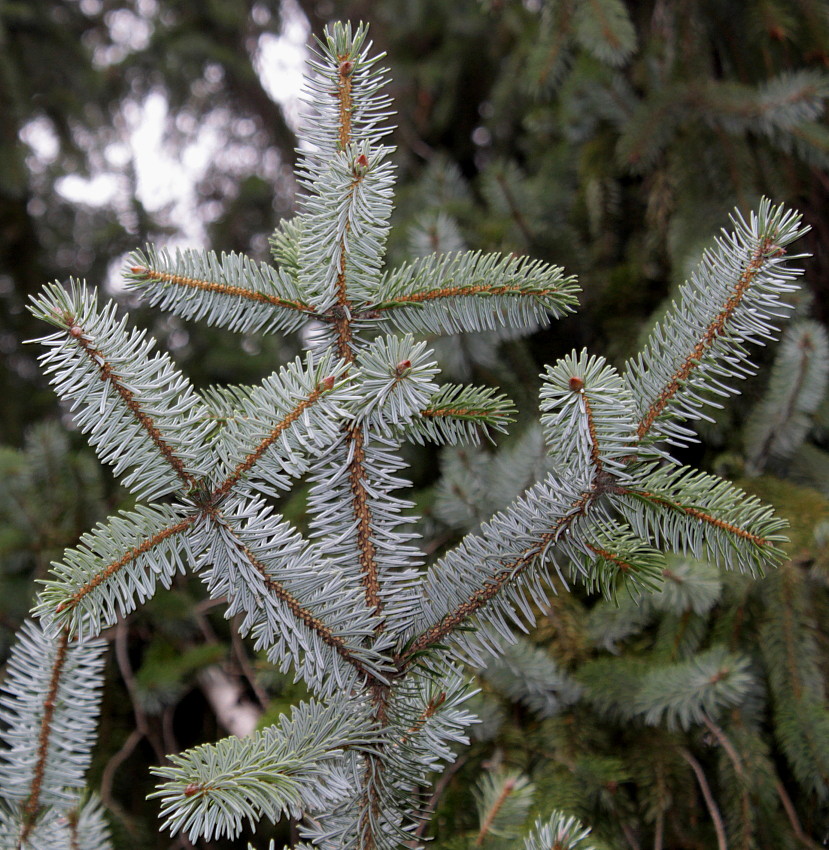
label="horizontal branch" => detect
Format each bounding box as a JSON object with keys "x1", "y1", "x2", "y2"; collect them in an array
[
  {"x1": 373, "y1": 282, "x2": 568, "y2": 308},
  {"x1": 626, "y1": 488, "x2": 772, "y2": 547},
  {"x1": 421, "y1": 406, "x2": 507, "y2": 420},
  {"x1": 129, "y1": 266, "x2": 318, "y2": 315}
]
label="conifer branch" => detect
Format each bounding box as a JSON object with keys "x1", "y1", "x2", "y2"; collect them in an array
[
  {"x1": 376, "y1": 282, "x2": 565, "y2": 306},
  {"x1": 635, "y1": 238, "x2": 773, "y2": 441},
  {"x1": 0, "y1": 621, "x2": 106, "y2": 838},
  {"x1": 53, "y1": 516, "x2": 196, "y2": 616},
  {"x1": 128, "y1": 266, "x2": 317, "y2": 315},
  {"x1": 626, "y1": 201, "x2": 807, "y2": 449},
  {"x1": 19, "y1": 629, "x2": 70, "y2": 841},
  {"x1": 34, "y1": 504, "x2": 196, "y2": 638},
  {"x1": 623, "y1": 488, "x2": 771, "y2": 547},
  {"x1": 63, "y1": 318, "x2": 198, "y2": 491},
  {"x1": 404, "y1": 490, "x2": 592, "y2": 659},
  {"x1": 204, "y1": 510, "x2": 376, "y2": 682},
  {"x1": 211, "y1": 380, "x2": 335, "y2": 502},
  {"x1": 585, "y1": 542, "x2": 630, "y2": 571},
  {"x1": 372, "y1": 251, "x2": 579, "y2": 338},
  {"x1": 405, "y1": 384, "x2": 516, "y2": 445},
  {"x1": 474, "y1": 774, "x2": 517, "y2": 846}
]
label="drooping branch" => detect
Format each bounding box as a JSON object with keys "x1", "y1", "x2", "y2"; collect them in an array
[{"x1": 679, "y1": 748, "x2": 728, "y2": 850}]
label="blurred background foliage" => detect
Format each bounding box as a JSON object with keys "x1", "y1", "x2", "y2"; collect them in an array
[{"x1": 2, "y1": 0, "x2": 829, "y2": 847}]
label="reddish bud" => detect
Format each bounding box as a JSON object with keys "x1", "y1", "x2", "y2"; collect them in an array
[
  {"x1": 69, "y1": 326, "x2": 83, "y2": 338},
  {"x1": 321, "y1": 375, "x2": 336, "y2": 391},
  {"x1": 129, "y1": 266, "x2": 144, "y2": 275},
  {"x1": 339, "y1": 60, "x2": 354, "y2": 77},
  {"x1": 569, "y1": 376, "x2": 584, "y2": 391},
  {"x1": 356, "y1": 153, "x2": 369, "y2": 168},
  {"x1": 394, "y1": 359, "x2": 412, "y2": 376},
  {"x1": 183, "y1": 783, "x2": 201, "y2": 797}
]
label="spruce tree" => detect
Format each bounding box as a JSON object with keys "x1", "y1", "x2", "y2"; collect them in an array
[{"x1": 0, "y1": 23, "x2": 813, "y2": 850}]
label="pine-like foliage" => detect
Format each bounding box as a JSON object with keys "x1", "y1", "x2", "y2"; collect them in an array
[{"x1": 0, "y1": 23, "x2": 812, "y2": 850}]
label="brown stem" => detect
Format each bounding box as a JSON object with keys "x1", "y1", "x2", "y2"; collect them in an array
[
  {"x1": 474, "y1": 775, "x2": 517, "y2": 846},
  {"x1": 129, "y1": 267, "x2": 317, "y2": 315},
  {"x1": 230, "y1": 615, "x2": 270, "y2": 710},
  {"x1": 703, "y1": 716, "x2": 753, "y2": 846},
  {"x1": 421, "y1": 407, "x2": 501, "y2": 419},
  {"x1": 493, "y1": 171, "x2": 535, "y2": 245},
  {"x1": 66, "y1": 320, "x2": 198, "y2": 490},
  {"x1": 653, "y1": 809, "x2": 664, "y2": 850},
  {"x1": 347, "y1": 426, "x2": 381, "y2": 616},
  {"x1": 210, "y1": 383, "x2": 330, "y2": 502},
  {"x1": 585, "y1": 542, "x2": 633, "y2": 572},
  {"x1": 114, "y1": 619, "x2": 166, "y2": 764},
  {"x1": 100, "y1": 727, "x2": 143, "y2": 811},
  {"x1": 636, "y1": 238, "x2": 778, "y2": 441},
  {"x1": 19, "y1": 629, "x2": 70, "y2": 843},
  {"x1": 775, "y1": 779, "x2": 823, "y2": 849},
  {"x1": 55, "y1": 517, "x2": 196, "y2": 615},
  {"x1": 621, "y1": 822, "x2": 643, "y2": 850},
  {"x1": 679, "y1": 748, "x2": 727, "y2": 850},
  {"x1": 409, "y1": 755, "x2": 469, "y2": 842}
]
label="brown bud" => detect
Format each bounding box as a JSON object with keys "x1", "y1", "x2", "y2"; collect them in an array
[
  {"x1": 321, "y1": 375, "x2": 336, "y2": 391},
  {"x1": 394, "y1": 359, "x2": 412, "y2": 376},
  {"x1": 569, "y1": 376, "x2": 584, "y2": 391},
  {"x1": 183, "y1": 783, "x2": 201, "y2": 797},
  {"x1": 356, "y1": 153, "x2": 369, "y2": 168},
  {"x1": 69, "y1": 326, "x2": 83, "y2": 338},
  {"x1": 339, "y1": 60, "x2": 354, "y2": 77}
]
